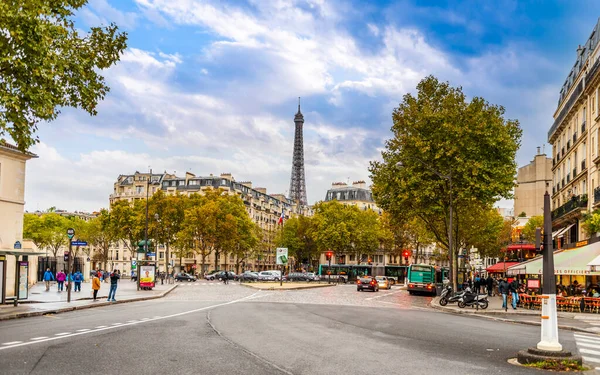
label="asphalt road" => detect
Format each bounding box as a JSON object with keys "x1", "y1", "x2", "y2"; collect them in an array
[{"x1": 0, "y1": 282, "x2": 583, "y2": 374}]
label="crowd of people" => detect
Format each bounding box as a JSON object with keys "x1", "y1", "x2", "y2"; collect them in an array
[{"x1": 41, "y1": 268, "x2": 121, "y2": 301}]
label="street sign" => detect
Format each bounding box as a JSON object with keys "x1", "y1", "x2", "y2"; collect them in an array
[
  {"x1": 67, "y1": 228, "x2": 75, "y2": 239},
  {"x1": 147, "y1": 253, "x2": 156, "y2": 257},
  {"x1": 132, "y1": 260, "x2": 137, "y2": 266},
  {"x1": 276, "y1": 248, "x2": 288, "y2": 265},
  {"x1": 71, "y1": 241, "x2": 88, "y2": 246},
  {"x1": 13, "y1": 241, "x2": 21, "y2": 250}
]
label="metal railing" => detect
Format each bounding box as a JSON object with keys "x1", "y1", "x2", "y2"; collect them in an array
[{"x1": 551, "y1": 194, "x2": 588, "y2": 220}]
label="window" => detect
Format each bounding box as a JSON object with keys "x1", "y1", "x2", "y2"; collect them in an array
[
  {"x1": 189, "y1": 180, "x2": 199, "y2": 186},
  {"x1": 593, "y1": 95, "x2": 596, "y2": 114},
  {"x1": 116, "y1": 251, "x2": 119, "y2": 261},
  {"x1": 178, "y1": 180, "x2": 185, "y2": 186},
  {"x1": 160, "y1": 252, "x2": 164, "y2": 259},
  {"x1": 583, "y1": 142, "x2": 587, "y2": 161},
  {"x1": 136, "y1": 186, "x2": 143, "y2": 194},
  {"x1": 583, "y1": 107, "x2": 587, "y2": 123},
  {"x1": 584, "y1": 179, "x2": 587, "y2": 195}
]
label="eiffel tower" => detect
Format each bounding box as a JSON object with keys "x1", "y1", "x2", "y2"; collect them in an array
[{"x1": 288, "y1": 98, "x2": 308, "y2": 206}]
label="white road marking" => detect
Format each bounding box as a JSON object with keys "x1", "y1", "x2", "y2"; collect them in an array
[
  {"x1": 76, "y1": 329, "x2": 90, "y2": 332},
  {"x1": 126, "y1": 320, "x2": 138, "y2": 323},
  {"x1": 0, "y1": 292, "x2": 263, "y2": 351},
  {"x1": 55, "y1": 332, "x2": 71, "y2": 336},
  {"x1": 141, "y1": 318, "x2": 150, "y2": 321},
  {"x1": 578, "y1": 342, "x2": 600, "y2": 350},
  {"x1": 365, "y1": 290, "x2": 403, "y2": 301},
  {"x1": 2, "y1": 341, "x2": 22, "y2": 345},
  {"x1": 582, "y1": 356, "x2": 600, "y2": 363},
  {"x1": 574, "y1": 333, "x2": 600, "y2": 367},
  {"x1": 581, "y1": 348, "x2": 600, "y2": 356}
]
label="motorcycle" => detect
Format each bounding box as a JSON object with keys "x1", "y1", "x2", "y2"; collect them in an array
[
  {"x1": 438, "y1": 285, "x2": 464, "y2": 306},
  {"x1": 458, "y1": 288, "x2": 489, "y2": 309}
]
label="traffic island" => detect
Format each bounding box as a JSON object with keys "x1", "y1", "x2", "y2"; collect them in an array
[
  {"x1": 240, "y1": 282, "x2": 335, "y2": 291},
  {"x1": 516, "y1": 348, "x2": 583, "y2": 371}
]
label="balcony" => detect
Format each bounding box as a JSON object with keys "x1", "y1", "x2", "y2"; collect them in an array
[
  {"x1": 582, "y1": 120, "x2": 587, "y2": 133},
  {"x1": 582, "y1": 160, "x2": 587, "y2": 170},
  {"x1": 551, "y1": 194, "x2": 588, "y2": 221}
]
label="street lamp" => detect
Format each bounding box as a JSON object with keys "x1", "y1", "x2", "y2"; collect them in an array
[{"x1": 396, "y1": 159, "x2": 455, "y2": 291}]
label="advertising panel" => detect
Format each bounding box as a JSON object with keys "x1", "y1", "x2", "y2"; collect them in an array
[
  {"x1": 18, "y1": 261, "x2": 28, "y2": 300},
  {"x1": 140, "y1": 265, "x2": 155, "y2": 288}
]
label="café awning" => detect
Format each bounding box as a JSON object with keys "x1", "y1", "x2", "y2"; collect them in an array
[
  {"x1": 486, "y1": 262, "x2": 519, "y2": 273},
  {"x1": 508, "y1": 240, "x2": 600, "y2": 276},
  {"x1": 587, "y1": 254, "x2": 600, "y2": 272},
  {"x1": 553, "y1": 223, "x2": 575, "y2": 239}
]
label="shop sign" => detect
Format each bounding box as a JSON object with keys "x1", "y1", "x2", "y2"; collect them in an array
[
  {"x1": 538, "y1": 268, "x2": 591, "y2": 275},
  {"x1": 576, "y1": 240, "x2": 589, "y2": 247}
]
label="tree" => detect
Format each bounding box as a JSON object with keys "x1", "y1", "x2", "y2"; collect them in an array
[
  {"x1": 149, "y1": 191, "x2": 186, "y2": 273},
  {"x1": 276, "y1": 216, "x2": 318, "y2": 271},
  {"x1": 583, "y1": 210, "x2": 600, "y2": 236},
  {"x1": 0, "y1": 0, "x2": 128, "y2": 150},
  {"x1": 41, "y1": 213, "x2": 69, "y2": 257},
  {"x1": 23, "y1": 213, "x2": 49, "y2": 251},
  {"x1": 522, "y1": 215, "x2": 544, "y2": 242},
  {"x1": 87, "y1": 209, "x2": 118, "y2": 270},
  {"x1": 518, "y1": 211, "x2": 527, "y2": 217},
  {"x1": 110, "y1": 199, "x2": 145, "y2": 262},
  {"x1": 370, "y1": 75, "x2": 521, "y2": 289}
]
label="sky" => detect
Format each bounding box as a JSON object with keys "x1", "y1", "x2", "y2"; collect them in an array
[{"x1": 21, "y1": 0, "x2": 600, "y2": 212}]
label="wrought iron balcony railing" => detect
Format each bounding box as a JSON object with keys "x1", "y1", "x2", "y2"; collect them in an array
[{"x1": 552, "y1": 194, "x2": 588, "y2": 220}]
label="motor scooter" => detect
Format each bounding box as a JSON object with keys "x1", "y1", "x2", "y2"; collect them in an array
[
  {"x1": 438, "y1": 285, "x2": 464, "y2": 306},
  {"x1": 458, "y1": 288, "x2": 489, "y2": 309}
]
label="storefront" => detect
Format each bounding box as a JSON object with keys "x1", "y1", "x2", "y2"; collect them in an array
[{"x1": 507, "y1": 240, "x2": 600, "y2": 292}]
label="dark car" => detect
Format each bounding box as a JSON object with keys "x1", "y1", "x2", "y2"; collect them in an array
[
  {"x1": 239, "y1": 271, "x2": 259, "y2": 281},
  {"x1": 175, "y1": 272, "x2": 197, "y2": 282},
  {"x1": 357, "y1": 277, "x2": 379, "y2": 292},
  {"x1": 214, "y1": 271, "x2": 237, "y2": 281}
]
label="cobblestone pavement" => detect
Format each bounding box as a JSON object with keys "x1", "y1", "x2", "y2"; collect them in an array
[{"x1": 166, "y1": 281, "x2": 434, "y2": 309}]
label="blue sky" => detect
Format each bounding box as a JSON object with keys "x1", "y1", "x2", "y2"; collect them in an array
[{"x1": 23, "y1": 0, "x2": 600, "y2": 212}]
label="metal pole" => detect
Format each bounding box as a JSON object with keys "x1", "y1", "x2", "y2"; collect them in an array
[
  {"x1": 13, "y1": 255, "x2": 19, "y2": 307},
  {"x1": 67, "y1": 239, "x2": 72, "y2": 303},
  {"x1": 449, "y1": 176, "x2": 456, "y2": 292},
  {"x1": 328, "y1": 257, "x2": 331, "y2": 284}
]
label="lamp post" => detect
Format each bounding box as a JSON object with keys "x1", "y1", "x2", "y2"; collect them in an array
[{"x1": 397, "y1": 159, "x2": 454, "y2": 291}]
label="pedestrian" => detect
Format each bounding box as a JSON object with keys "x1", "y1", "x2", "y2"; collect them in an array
[
  {"x1": 509, "y1": 278, "x2": 519, "y2": 310},
  {"x1": 499, "y1": 277, "x2": 509, "y2": 309},
  {"x1": 104, "y1": 270, "x2": 110, "y2": 283},
  {"x1": 43, "y1": 268, "x2": 54, "y2": 291},
  {"x1": 108, "y1": 269, "x2": 120, "y2": 302},
  {"x1": 223, "y1": 271, "x2": 228, "y2": 285},
  {"x1": 56, "y1": 270, "x2": 66, "y2": 292},
  {"x1": 73, "y1": 270, "x2": 83, "y2": 292},
  {"x1": 474, "y1": 275, "x2": 481, "y2": 294},
  {"x1": 486, "y1": 274, "x2": 494, "y2": 296},
  {"x1": 92, "y1": 272, "x2": 101, "y2": 301},
  {"x1": 160, "y1": 272, "x2": 165, "y2": 285}
]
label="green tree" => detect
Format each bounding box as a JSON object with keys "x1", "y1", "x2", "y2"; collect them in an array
[
  {"x1": 41, "y1": 213, "x2": 69, "y2": 257},
  {"x1": 0, "y1": 0, "x2": 128, "y2": 150},
  {"x1": 110, "y1": 199, "x2": 145, "y2": 263},
  {"x1": 370, "y1": 75, "x2": 521, "y2": 289},
  {"x1": 276, "y1": 215, "x2": 318, "y2": 270},
  {"x1": 583, "y1": 210, "x2": 600, "y2": 236},
  {"x1": 23, "y1": 213, "x2": 49, "y2": 251},
  {"x1": 522, "y1": 215, "x2": 544, "y2": 242},
  {"x1": 149, "y1": 191, "x2": 186, "y2": 273},
  {"x1": 87, "y1": 209, "x2": 118, "y2": 270}
]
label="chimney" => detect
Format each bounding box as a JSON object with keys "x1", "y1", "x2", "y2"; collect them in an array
[
  {"x1": 577, "y1": 44, "x2": 583, "y2": 56},
  {"x1": 537, "y1": 146, "x2": 541, "y2": 155}
]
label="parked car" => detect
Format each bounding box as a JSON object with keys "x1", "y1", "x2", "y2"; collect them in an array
[
  {"x1": 239, "y1": 271, "x2": 259, "y2": 281},
  {"x1": 204, "y1": 270, "x2": 220, "y2": 280},
  {"x1": 287, "y1": 272, "x2": 310, "y2": 281},
  {"x1": 375, "y1": 276, "x2": 392, "y2": 290},
  {"x1": 357, "y1": 277, "x2": 379, "y2": 292},
  {"x1": 306, "y1": 272, "x2": 320, "y2": 282},
  {"x1": 258, "y1": 271, "x2": 281, "y2": 281},
  {"x1": 214, "y1": 271, "x2": 237, "y2": 281},
  {"x1": 175, "y1": 272, "x2": 197, "y2": 282}
]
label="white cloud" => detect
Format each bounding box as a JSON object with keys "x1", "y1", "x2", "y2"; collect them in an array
[{"x1": 80, "y1": 0, "x2": 139, "y2": 29}]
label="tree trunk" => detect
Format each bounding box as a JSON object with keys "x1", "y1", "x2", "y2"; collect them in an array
[{"x1": 165, "y1": 242, "x2": 170, "y2": 274}]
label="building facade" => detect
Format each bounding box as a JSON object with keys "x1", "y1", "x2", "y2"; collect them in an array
[
  {"x1": 0, "y1": 141, "x2": 38, "y2": 299},
  {"x1": 548, "y1": 19, "x2": 600, "y2": 248},
  {"x1": 323, "y1": 181, "x2": 382, "y2": 214},
  {"x1": 514, "y1": 148, "x2": 553, "y2": 218}
]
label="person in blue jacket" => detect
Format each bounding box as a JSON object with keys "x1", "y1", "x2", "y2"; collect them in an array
[
  {"x1": 43, "y1": 268, "x2": 54, "y2": 291},
  {"x1": 73, "y1": 270, "x2": 83, "y2": 292}
]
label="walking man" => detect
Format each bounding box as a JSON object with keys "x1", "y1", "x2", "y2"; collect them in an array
[
  {"x1": 73, "y1": 270, "x2": 83, "y2": 292},
  {"x1": 56, "y1": 270, "x2": 66, "y2": 292},
  {"x1": 486, "y1": 274, "x2": 494, "y2": 297},
  {"x1": 108, "y1": 269, "x2": 120, "y2": 302},
  {"x1": 499, "y1": 277, "x2": 509, "y2": 309},
  {"x1": 509, "y1": 278, "x2": 519, "y2": 310},
  {"x1": 92, "y1": 272, "x2": 101, "y2": 301},
  {"x1": 43, "y1": 268, "x2": 54, "y2": 291}
]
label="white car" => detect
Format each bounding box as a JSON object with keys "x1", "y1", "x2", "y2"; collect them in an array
[
  {"x1": 375, "y1": 276, "x2": 392, "y2": 290},
  {"x1": 258, "y1": 271, "x2": 281, "y2": 281}
]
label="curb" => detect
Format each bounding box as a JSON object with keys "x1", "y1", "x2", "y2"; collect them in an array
[
  {"x1": 0, "y1": 285, "x2": 178, "y2": 321},
  {"x1": 239, "y1": 282, "x2": 336, "y2": 291},
  {"x1": 429, "y1": 298, "x2": 600, "y2": 335}
]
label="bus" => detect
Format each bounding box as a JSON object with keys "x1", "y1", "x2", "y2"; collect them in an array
[
  {"x1": 407, "y1": 264, "x2": 448, "y2": 295},
  {"x1": 382, "y1": 265, "x2": 407, "y2": 284},
  {"x1": 318, "y1": 264, "x2": 373, "y2": 283}
]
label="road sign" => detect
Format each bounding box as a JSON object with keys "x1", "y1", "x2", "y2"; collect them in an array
[
  {"x1": 67, "y1": 228, "x2": 75, "y2": 239},
  {"x1": 71, "y1": 241, "x2": 88, "y2": 246},
  {"x1": 13, "y1": 241, "x2": 21, "y2": 250},
  {"x1": 276, "y1": 248, "x2": 288, "y2": 265},
  {"x1": 147, "y1": 253, "x2": 156, "y2": 257}
]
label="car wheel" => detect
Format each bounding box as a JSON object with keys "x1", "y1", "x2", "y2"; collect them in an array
[
  {"x1": 408, "y1": 291, "x2": 414, "y2": 295},
  {"x1": 357, "y1": 288, "x2": 361, "y2": 292}
]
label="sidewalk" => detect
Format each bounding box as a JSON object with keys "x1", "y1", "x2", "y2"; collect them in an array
[
  {"x1": 431, "y1": 295, "x2": 600, "y2": 334},
  {"x1": 0, "y1": 281, "x2": 177, "y2": 321}
]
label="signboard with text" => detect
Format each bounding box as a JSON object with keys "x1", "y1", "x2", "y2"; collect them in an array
[
  {"x1": 140, "y1": 265, "x2": 155, "y2": 288},
  {"x1": 276, "y1": 248, "x2": 288, "y2": 265},
  {"x1": 18, "y1": 261, "x2": 28, "y2": 300}
]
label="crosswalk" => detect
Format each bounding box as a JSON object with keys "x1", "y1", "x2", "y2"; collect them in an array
[
  {"x1": 574, "y1": 332, "x2": 600, "y2": 369},
  {"x1": 178, "y1": 282, "x2": 234, "y2": 286}
]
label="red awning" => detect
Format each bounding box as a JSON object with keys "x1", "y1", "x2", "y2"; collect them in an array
[
  {"x1": 486, "y1": 262, "x2": 519, "y2": 273},
  {"x1": 505, "y1": 244, "x2": 535, "y2": 251}
]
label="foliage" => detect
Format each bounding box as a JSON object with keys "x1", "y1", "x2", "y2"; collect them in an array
[
  {"x1": 0, "y1": 0, "x2": 128, "y2": 150},
  {"x1": 583, "y1": 210, "x2": 600, "y2": 236},
  {"x1": 522, "y1": 215, "x2": 543, "y2": 243},
  {"x1": 23, "y1": 212, "x2": 70, "y2": 256},
  {"x1": 110, "y1": 199, "x2": 146, "y2": 256},
  {"x1": 370, "y1": 75, "x2": 521, "y2": 286},
  {"x1": 518, "y1": 211, "x2": 527, "y2": 217},
  {"x1": 149, "y1": 191, "x2": 186, "y2": 270},
  {"x1": 276, "y1": 215, "x2": 318, "y2": 270},
  {"x1": 87, "y1": 209, "x2": 119, "y2": 269},
  {"x1": 524, "y1": 360, "x2": 584, "y2": 371}
]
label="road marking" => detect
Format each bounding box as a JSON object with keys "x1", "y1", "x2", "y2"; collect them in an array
[
  {"x1": 578, "y1": 342, "x2": 600, "y2": 350},
  {"x1": 141, "y1": 318, "x2": 150, "y2": 321},
  {"x1": 76, "y1": 329, "x2": 90, "y2": 332},
  {"x1": 575, "y1": 333, "x2": 600, "y2": 367},
  {"x1": 581, "y1": 348, "x2": 600, "y2": 356},
  {"x1": 582, "y1": 356, "x2": 600, "y2": 363},
  {"x1": 55, "y1": 332, "x2": 71, "y2": 336},
  {"x1": 127, "y1": 320, "x2": 138, "y2": 323},
  {"x1": 365, "y1": 290, "x2": 403, "y2": 301},
  {"x1": 2, "y1": 341, "x2": 22, "y2": 345},
  {"x1": 0, "y1": 292, "x2": 264, "y2": 351}
]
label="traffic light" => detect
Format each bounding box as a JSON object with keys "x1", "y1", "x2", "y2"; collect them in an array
[
  {"x1": 325, "y1": 251, "x2": 333, "y2": 261},
  {"x1": 535, "y1": 228, "x2": 542, "y2": 254}
]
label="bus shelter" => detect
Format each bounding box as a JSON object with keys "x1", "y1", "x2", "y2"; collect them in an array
[{"x1": 0, "y1": 250, "x2": 46, "y2": 306}]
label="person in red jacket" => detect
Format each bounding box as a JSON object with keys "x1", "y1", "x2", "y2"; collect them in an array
[{"x1": 56, "y1": 270, "x2": 66, "y2": 292}]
